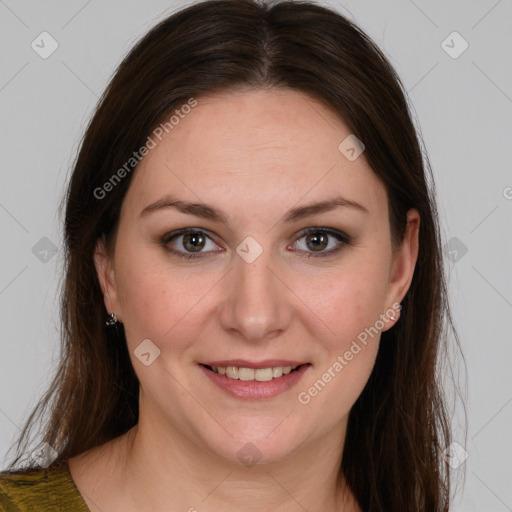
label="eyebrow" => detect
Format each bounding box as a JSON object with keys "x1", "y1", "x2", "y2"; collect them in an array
[{"x1": 140, "y1": 194, "x2": 368, "y2": 224}]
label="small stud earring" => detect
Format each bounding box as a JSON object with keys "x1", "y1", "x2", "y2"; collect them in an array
[
  {"x1": 389, "y1": 303, "x2": 402, "y2": 322},
  {"x1": 105, "y1": 313, "x2": 119, "y2": 327}
]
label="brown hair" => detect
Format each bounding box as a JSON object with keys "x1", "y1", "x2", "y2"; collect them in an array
[{"x1": 5, "y1": 0, "x2": 463, "y2": 509}]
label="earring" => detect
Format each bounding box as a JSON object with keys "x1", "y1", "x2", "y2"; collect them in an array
[
  {"x1": 390, "y1": 303, "x2": 401, "y2": 322},
  {"x1": 106, "y1": 313, "x2": 119, "y2": 327}
]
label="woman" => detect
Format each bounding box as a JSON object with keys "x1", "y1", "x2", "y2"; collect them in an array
[{"x1": 0, "y1": 0, "x2": 461, "y2": 510}]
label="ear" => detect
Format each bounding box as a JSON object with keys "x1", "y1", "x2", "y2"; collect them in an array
[
  {"x1": 94, "y1": 236, "x2": 122, "y2": 322},
  {"x1": 382, "y1": 209, "x2": 420, "y2": 330}
]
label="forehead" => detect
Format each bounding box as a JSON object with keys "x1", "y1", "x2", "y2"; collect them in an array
[{"x1": 122, "y1": 88, "x2": 387, "y2": 222}]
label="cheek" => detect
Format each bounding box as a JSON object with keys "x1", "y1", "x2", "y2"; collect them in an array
[
  {"x1": 114, "y1": 250, "x2": 214, "y2": 351},
  {"x1": 297, "y1": 255, "x2": 390, "y2": 407},
  {"x1": 313, "y1": 258, "x2": 391, "y2": 348},
  {"x1": 296, "y1": 293, "x2": 383, "y2": 422}
]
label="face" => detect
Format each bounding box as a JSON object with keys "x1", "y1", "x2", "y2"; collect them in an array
[{"x1": 95, "y1": 88, "x2": 419, "y2": 465}]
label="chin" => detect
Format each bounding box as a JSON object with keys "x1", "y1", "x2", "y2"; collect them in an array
[{"x1": 200, "y1": 422, "x2": 307, "y2": 468}]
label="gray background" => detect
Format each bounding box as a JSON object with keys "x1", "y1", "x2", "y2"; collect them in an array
[{"x1": 1, "y1": 0, "x2": 511, "y2": 510}]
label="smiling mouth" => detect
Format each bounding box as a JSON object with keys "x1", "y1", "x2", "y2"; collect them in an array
[{"x1": 201, "y1": 364, "x2": 307, "y2": 382}]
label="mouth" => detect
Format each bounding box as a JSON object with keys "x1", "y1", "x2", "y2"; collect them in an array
[
  {"x1": 201, "y1": 364, "x2": 304, "y2": 381},
  {"x1": 198, "y1": 361, "x2": 311, "y2": 399}
]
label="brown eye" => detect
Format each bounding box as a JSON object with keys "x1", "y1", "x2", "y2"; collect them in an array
[
  {"x1": 182, "y1": 232, "x2": 206, "y2": 252},
  {"x1": 161, "y1": 229, "x2": 222, "y2": 259},
  {"x1": 291, "y1": 228, "x2": 350, "y2": 258},
  {"x1": 305, "y1": 232, "x2": 329, "y2": 252}
]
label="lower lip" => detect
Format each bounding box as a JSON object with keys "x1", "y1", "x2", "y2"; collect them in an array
[{"x1": 199, "y1": 364, "x2": 310, "y2": 400}]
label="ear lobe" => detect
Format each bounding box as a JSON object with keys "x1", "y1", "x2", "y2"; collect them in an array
[
  {"x1": 93, "y1": 236, "x2": 120, "y2": 318},
  {"x1": 385, "y1": 209, "x2": 420, "y2": 312}
]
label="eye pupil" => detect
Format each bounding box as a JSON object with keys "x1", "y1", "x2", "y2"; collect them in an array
[
  {"x1": 306, "y1": 232, "x2": 328, "y2": 251},
  {"x1": 183, "y1": 232, "x2": 205, "y2": 252}
]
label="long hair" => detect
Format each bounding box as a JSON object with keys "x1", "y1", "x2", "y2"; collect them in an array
[{"x1": 5, "y1": 1, "x2": 463, "y2": 509}]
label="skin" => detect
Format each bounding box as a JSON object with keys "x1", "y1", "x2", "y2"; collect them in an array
[{"x1": 68, "y1": 88, "x2": 419, "y2": 512}]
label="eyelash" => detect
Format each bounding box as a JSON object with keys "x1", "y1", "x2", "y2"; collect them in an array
[{"x1": 160, "y1": 227, "x2": 351, "y2": 260}]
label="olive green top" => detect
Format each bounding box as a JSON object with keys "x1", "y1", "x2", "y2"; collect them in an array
[{"x1": 0, "y1": 461, "x2": 89, "y2": 511}]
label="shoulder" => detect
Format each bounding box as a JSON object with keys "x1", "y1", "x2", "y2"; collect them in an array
[{"x1": 0, "y1": 462, "x2": 89, "y2": 512}]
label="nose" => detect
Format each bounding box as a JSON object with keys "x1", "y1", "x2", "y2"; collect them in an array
[{"x1": 217, "y1": 246, "x2": 293, "y2": 344}]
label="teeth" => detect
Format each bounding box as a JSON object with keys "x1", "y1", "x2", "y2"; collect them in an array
[
  {"x1": 272, "y1": 367, "x2": 283, "y2": 378},
  {"x1": 226, "y1": 366, "x2": 239, "y2": 379},
  {"x1": 209, "y1": 365, "x2": 300, "y2": 381},
  {"x1": 238, "y1": 367, "x2": 254, "y2": 381},
  {"x1": 255, "y1": 368, "x2": 273, "y2": 381}
]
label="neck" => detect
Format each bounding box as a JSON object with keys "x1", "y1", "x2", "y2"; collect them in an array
[{"x1": 115, "y1": 414, "x2": 358, "y2": 511}]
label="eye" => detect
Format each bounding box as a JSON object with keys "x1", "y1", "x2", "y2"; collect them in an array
[
  {"x1": 290, "y1": 228, "x2": 349, "y2": 258},
  {"x1": 161, "y1": 229, "x2": 221, "y2": 259},
  {"x1": 161, "y1": 227, "x2": 350, "y2": 261}
]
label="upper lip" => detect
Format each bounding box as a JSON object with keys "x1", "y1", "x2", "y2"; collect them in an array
[{"x1": 201, "y1": 360, "x2": 308, "y2": 369}]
